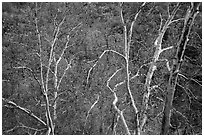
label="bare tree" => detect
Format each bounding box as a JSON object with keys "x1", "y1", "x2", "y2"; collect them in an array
[
  {"x1": 161, "y1": 3, "x2": 201, "y2": 134},
  {"x1": 3, "y1": 2, "x2": 83, "y2": 134},
  {"x1": 2, "y1": 2, "x2": 201, "y2": 135}
]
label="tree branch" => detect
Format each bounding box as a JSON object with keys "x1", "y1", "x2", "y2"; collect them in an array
[
  {"x1": 107, "y1": 68, "x2": 131, "y2": 135},
  {"x1": 35, "y1": 2, "x2": 45, "y2": 94},
  {"x1": 84, "y1": 94, "x2": 100, "y2": 128},
  {"x1": 86, "y1": 49, "x2": 126, "y2": 85},
  {"x1": 45, "y1": 15, "x2": 66, "y2": 93},
  {"x1": 3, "y1": 98, "x2": 47, "y2": 126},
  {"x1": 35, "y1": 3, "x2": 55, "y2": 135},
  {"x1": 142, "y1": 3, "x2": 181, "y2": 132}
]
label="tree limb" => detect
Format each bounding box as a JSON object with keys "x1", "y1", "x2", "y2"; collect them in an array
[{"x1": 3, "y1": 98, "x2": 47, "y2": 126}]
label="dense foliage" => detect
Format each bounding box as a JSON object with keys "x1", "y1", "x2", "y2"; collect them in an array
[{"x1": 2, "y1": 2, "x2": 202, "y2": 135}]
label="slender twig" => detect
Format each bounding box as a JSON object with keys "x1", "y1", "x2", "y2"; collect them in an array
[
  {"x1": 172, "y1": 107, "x2": 195, "y2": 130},
  {"x1": 84, "y1": 94, "x2": 100, "y2": 127},
  {"x1": 113, "y1": 115, "x2": 120, "y2": 135},
  {"x1": 18, "y1": 122, "x2": 47, "y2": 133},
  {"x1": 13, "y1": 66, "x2": 41, "y2": 87},
  {"x1": 57, "y1": 58, "x2": 72, "y2": 90},
  {"x1": 55, "y1": 22, "x2": 82, "y2": 70},
  {"x1": 178, "y1": 73, "x2": 202, "y2": 86}
]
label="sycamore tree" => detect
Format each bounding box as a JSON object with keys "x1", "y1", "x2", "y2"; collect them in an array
[
  {"x1": 3, "y1": 2, "x2": 88, "y2": 135},
  {"x1": 2, "y1": 2, "x2": 202, "y2": 135}
]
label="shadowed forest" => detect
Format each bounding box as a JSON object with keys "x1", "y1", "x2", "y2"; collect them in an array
[{"x1": 2, "y1": 2, "x2": 202, "y2": 135}]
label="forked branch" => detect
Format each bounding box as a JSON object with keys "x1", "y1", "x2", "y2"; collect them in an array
[{"x1": 107, "y1": 68, "x2": 131, "y2": 135}]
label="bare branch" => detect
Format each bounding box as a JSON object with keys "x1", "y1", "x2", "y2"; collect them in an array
[
  {"x1": 112, "y1": 90, "x2": 131, "y2": 135},
  {"x1": 57, "y1": 58, "x2": 72, "y2": 90},
  {"x1": 2, "y1": 79, "x2": 10, "y2": 82},
  {"x1": 167, "y1": 3, "x2": 170, "y2": 18},
  {"x1": 35, "y1": 3, "x2": 55, "y2": 134},
  {"x1": 113, "y1": 115, "x2": 120, "y2": 134},
  {"x1": 161, "y1": 46, "x2": 174, "y2": 53},
  {"x1": 28, "y1": 52, "x2": 40, "y2": 58},
  {"x1": 120, "y1": 3, "x2": 125, "y2": 25},
  {"x1": 156, "y1": 96, "x2": 164, "y2": 102},
  {"x1": 18, "y1": 122, "x2": 47, "y2": 134},
  {"x1": 35, "y1": 2, "x2": 45, "y2": 94},
  {"x1": 178, "y1": 73, "x2": 202, "y2": 87},
  {"x1": 3, "y1": 98, "x2": 47, "y2": 126},
  {"x1": 107, "y1": 68, "x2": 123, "y2": 89},
  {"x1": 3, "y1": 126, "x2": 19, "y2": 134},
  {"x1": 106, "y1": 62, "x2": 149, "y2": 96},
  {"x1": 130, "y1": 62, "x2": 151, "y2": 79},
  {"x1": 142, "y1": 4, "x2": 181, "y2": 132},
  {"x1": 172, "y1": 107, "x2": 195, "y2": 129},
  {"x1": 128, "y1": 2, "x2": 146, "y2": 47},
  {"x1": 155, "y1": 3, "x2": 180, "y2": 47},
  {"x1": 159, "y1": 13, "x2": 163, "y2": 32},
  {"x1": 107, "y1": 68, "x2": 131, "y2": 135},
  {"x1": 190, "y1": 78, "x2": 202, "y2": 87},
  {"x1": 121, "y1": 3, "x2": 141, "y2": 134},
  {"x1": 176, "y1": 83, "x2": 192, "y2": 105},
  {"x1": 169, "y1": 18, "x2": 185, "y2": 25},
  {"x1": 178, "y1": 73, "x2": 188, "y2": 79},
  {"x1": 69, "y1": 22, "x2": 83, "y2": 34},
  {"x1": 194, "y1": 31, "x2": 202, "y2": 41},
  {"x1": 45, "y1": 16, "x2": 66, "y2": 93},
  {"x1": 44, "y1": 34, "x2": 52, "y2": 44},
  {"x1": 161, "y1": 3, "x2": 200, "y2": 134},
  {"x1": 167, "y1": 3, "x2": 181, "y2": 25},
  {"x1": 86, "y1": 49, "x2": 125, "y2": 85},
  {"x1": 56, "y1": 22, "x2": 82, "y2": 68},
  {"x1": 56, "y1": 39, "x2": 70, "y2": 66},
  {"x1": 113, "y1": 81, "x2": 125, "y2": 91},
  {"x1": 13, "y1": 66, "x2": 41, "y2": 86},
  {"x1": 84, "y1": 94, "x2": 100, "y2": 126},
  {"x1": 157, "y1": 59, "x2": 171, "y2": 71},
  {"x1": 149, "y1": 85, "x2": 159, "y2": 91}
]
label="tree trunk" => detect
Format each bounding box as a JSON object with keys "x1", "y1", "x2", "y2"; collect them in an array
[
  {"x1": 161, "y1": 3, "x2": 200, "y2": 135},
  {"x1": 141, "y1": 3, "x2": 180, "y2": 132}
]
